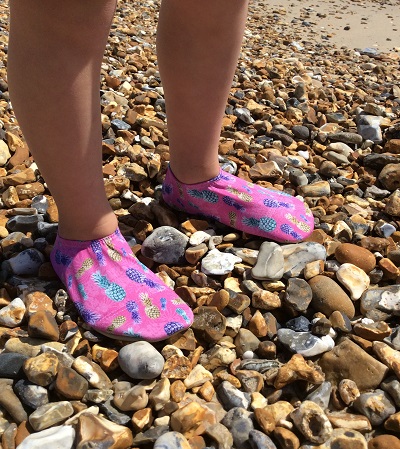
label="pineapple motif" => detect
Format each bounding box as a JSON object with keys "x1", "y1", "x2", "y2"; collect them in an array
[
  {"x1": 78, "y1": 283, "x2": 88, "y2": 300},
  {"x1": 263, "y1": 198, "x2": 293, "y2": 209},
  {"x1": 75, "y1": 303, "x2": 100, "y2": 326},
  {"x1": 188, "y1": 189, "x2": 219, "y2": 204},
  {"x1": 226, "y1": 186, "x2": 252, "y2": 202},
  {"x1": 164, "y1": 322, "x2": 184, "y2": 336},
  {"x1": 280, "y1": 223, "x2": 301, "y2": 240},
  {"x1": 76, "y1": 258, "x2": 94, "y2": 279},
  {"x1": 91, "y1": 241, "x2": 106, "y2": 266},
  {"x1": 55, "y1": 250, "x2": 72, "y2": 267},
  {"x1": 223, "y1": 196, "x2": 245, "y2": 211},
  {"x1": 68, "y1": 275, "x2": 73, "y2": 289},
  {"x1": 242, "y1": 217, "x2": 260, "y2": 228},
  {"x1": 229, "y1": 211, "x2": 237, "y2": 227},
  {"x1": 106, "y1": 316, "x2": 126, "y2": 333},
  {"x1": 176, "y1": 308, "x2": 191, "y2": 323},
  {"x1": 92, "y1": 271, "x2": 126, "y2": 302},
  {"x1": 160, "y1": 297, "x2": 167, "y2": 310},
  {"x1": 104, "y1": 237, "x2": 122, "y2": 262},
  {"x1": 285, "y1": 213, "x2": 311, "y2": 233},
  {"x1": 172, "y1": 297, "x2": 185, "y2": 305},
  {"x1": 126, "y1": 301, "x2": 141, "y2": 323},
  {"x1": 126, "y1": 268, "x2": 163, "y2": 290},
  {"x1": 178, "y1": 184, "x2": 184, "y2": 198},
  {"x1": 140, "y1": 293, "x2": 161, "y2": 319},
  {"x1": 259, "y1": 217, "x2": 277, "y2": 232}
]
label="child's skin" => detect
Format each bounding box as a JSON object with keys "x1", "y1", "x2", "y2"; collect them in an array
[{"x1": 7, "y1": 0, "x2": 249, "y2": 241}]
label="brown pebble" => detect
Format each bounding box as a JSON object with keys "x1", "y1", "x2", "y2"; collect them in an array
[
  {"x1": 335, "y1": 243, "x2": 376, "y2": 273},
  {"x1": 170, "y1": 380, "x2": 186, "y2": 403},
  {"x1": 55, "y1": 365, "x2": 89, "y2": 400},
  {"x1": 273, "y1": 427, "x2": 300, "y2": 449},
  {"x1": 28, "y1": 311, "x2": 59, "y2": 341},
  {"x1": 368, "y1": 435, "x2": 400, "y2": 449},
  {"x1": 254, "y1": 408, "x2": 276, "y2": 434}
]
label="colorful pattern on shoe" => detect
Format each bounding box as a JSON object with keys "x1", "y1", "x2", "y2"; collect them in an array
[
  {"x1": 50, "y1": 228, "x2": 194, "y2": 341},
  {"x1": 162, "y1": 166, "x2": 314, "y2": 243}
]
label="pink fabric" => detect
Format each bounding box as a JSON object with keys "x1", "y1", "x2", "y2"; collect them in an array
[
  {"x1": 50, "y1": 228, "x2": 193, "y2": 341},
  {"x1": 162, "y1": 166, "x2": 314, "y2": 243}
]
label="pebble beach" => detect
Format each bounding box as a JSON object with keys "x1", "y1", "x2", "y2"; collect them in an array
[{"x1": 0, "y1": 0, "x2": 400, "y2": 448}]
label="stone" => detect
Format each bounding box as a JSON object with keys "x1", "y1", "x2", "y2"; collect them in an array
[
  {"x1": 131, "y1": 408, "x2": 153, "y2": 432},
  {"x1": 183, "y1": 364, "x2": 213, "y2": 389},
  {"x1": 201, "y1": 249, "x2": 242, "y2": 275},
  {"x1": 368, "y1": 435, "x2": 400, "y2": 449},
  {"x1": 251, "y1": 242, "x2": 284, "y2": 280},
  {"x1": 249, "y1": 430, "x2": 278, "y2": 449},
  {"x1": 381, "y1": 376, "x2": 400, "y2": 407},
  {"x1": 217, "y1": 381, "x2": 250, "y2": 410},
  {"x1": 251, "y1": 290, "x2": 281, "y2": 310},
  {"x1": 372, "y1": 341, "x2": 400, "y2": 377},
  {"x1": 23, "y1": 352, "x2": 59, "y2": 386},
  {"x1": 185, "y1": 243, "x2": 208, "y2": 265},
  {"x1": 72, "y1": 356, "x2": 112, "y2": 389},
  {"x1": 353, "y1": 390, "x2": 396, "y2": 426},
  {"x1": 284, "y1": 278, "x2": 312, "y2": 312},
  {"x1": 385, "y1": 190, "x2": 400, "y2": 216},
  {"x1": 14, "y1": 379, "x2": 48, "y2": 409},
  {"x1": 29, "y1": 401, "x2": 74, "y2": 431},
  {"x1": 6, "y1": 248, "x2": 45, "y2": 275},
  {"x1": 0, "y1": 379, "x2": 28, "y2": 424},
  {"x1": 170, "y1": 401, "x2": 207, "y2": 434},
  {"x1": 291, "y1": 400, "x2": 332, "y2": 444},
  {"x1": 0, "y1": 352, "x2": 28, "y2": 379},
  {"x1": 118, "y1": 341, "x2": 164, "y2": 380},
  {"x1": 309, "y1": 275, "x2": 355, "y2": 319},
  {"x1": 235, "y1": 329, "x2": 261, "y2": 357},
  {"x1": 161, "y1": 354, "x2": 192, "y2": 380},
  {"x1": 278, "y1": 329, "x2": 334, "y2": 357},
  {"x1": 273, "y1": 427, "x2": 299, "y2": 449},
  {"x1": 149, "y1": 378, "x2": 171, "y2": 411},
  {"x1": 336, "y1": 263, "x2": 370, "y2": 300},
  {"x1": 338, "y1": 379, "x2": 360, "y2": 405},
  {"x1": 76, "y1": 413, "x2": 134, "y2": 449},
  {"x1": 0, "y1": 298, "x2": 26, "y2": 328},
  {"x1": 113, "y1": 383, "x2": 148, "y2": 412},
  {"x1": 305, "y1": 381, "x2": 332, "y2": 410},
  {"x1": 154, "y1": 431, "x2": 191, "y2": 449},
  {"x1": 205, "y1": 423, "x2": 234, "y2": 449},
  {"x1": 354, "y1": 322, "x2": 391, "y2": 341},
  {"x1": 191, "y1": 306, "x2": 226, "y2": 343},
  {"x1": 319, "y1": 339, "x2": 389, "y2": 390},
  {"x1": 99, "y1": 399, "x2": 131, "y2": 426},
  {"x1": 141, "y1": 226, "x2": 189, "y2": 264},
  {"x1": 326, "y1": 412, "x2": 371, "y2": 432},
  {"x1": 55, "y1": 365, "x2": 89, "y2": 400},
  {"x1": 379, "y1": 164, "x2": 400, "y2": 191},
  {"x1": 222, "y1": 407, "x2": 254, "y2": 449},
  {"x1": 28, "y1": 311, "x2": 59, "y2": 341},
  {"x1": 282, "y1": 242, "x2": 326, "y2": 278},
  {"x1": 15, "y1": 425, "x2": 75, "y2": 449},
  {"x1": 335, "y1": 245, "x2": 374, "y2": 273},
  {"x1": 25, "y1": 292, "x2": 56, "y2": 317}
]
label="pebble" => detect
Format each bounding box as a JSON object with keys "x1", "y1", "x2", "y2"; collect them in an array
[
  {"x1": 15, "y1": 425, "x2": 75, "y2": 449},
  {"x1": 6, "y1": 248, "x2": 45, "y2": 275},
  {"x1": 154, "y1": 431, "x2": 191, "y2": 449},
  {"x1": 336, "y1": 263, "x2": 370, "y2": 300},
  {"x1": 0, "y1": 297, "x2": 26, "y2": 327},
  {"x1": 14, "y1": 379, "x2": 49, "y2": 409},
  {"x1": 0, "y1": 379, "x2": 28, "y2": 423},
  {"x1": 201, "y1": 249, "x2": 242, "y2": 275},
  {"x1": 282, "y1": 242, "x2": 326, "y2": 278},
  {"x1": 353, "y1": 390, "x2": 396, "y2": 426},
  {"x1": 309, "y1": 275, "x2": 355, "y2": 319},
  {"x1": 368, "y1": 435, "x2": 400, "y2": 449},
  {"x1": 278, "y1": 329, "x2": 334, "y2": 357},
  {"x1": 284, "y1": 278, "x2": 312, "y2": 312},
  {"x1": 291, "y1": 400, "x2": 332, "y2": 444},
  {"x1": 29, "y1": 401, "x2": 74, "y2": 431},
  {"x1": 217, "y1": 382, "x2": 250, "y2": 410},
  {"x1": 251, "y1": 242, "x2": 284, "y2": 280},
  {"x1": 118, "y1": 341, "x2": 164, "y2": 379},
  {"x1": 0, "y1": 352, "x2": 28, "y2": 379},
  {"x1": 141, "y1": 226, "x2": 189, "y2": 263}
]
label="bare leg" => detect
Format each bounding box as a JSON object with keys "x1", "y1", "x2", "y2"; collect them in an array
[
  {"x1": 157, "y1": 0, "x2": 249, "y2": 184},
  {"x1": 8, "y1": 0, "x2": 118, "y2": 240}
]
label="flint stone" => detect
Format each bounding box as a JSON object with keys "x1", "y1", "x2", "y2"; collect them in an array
[
  {"x1": 353, "y1": 390, "x2": 396, "y2": 426},
  {"x1": 217, "y1": 381, "x2": 251, "y2": 410},
  {"x1": 328, "y1": 132, "x2": 363, "y2": 145},
  {"x1": 305, "y1": 382, "x2": 332, "y2": 410},
  {"x1": 357, "y1": 115, "x2": 383, "y2": 142},
  {"x1": 0, "y1": 352, "x2": 28, "y2": 378},
  {"x1": 335, "y1": 243, "x2": 376, "y2": 273},
  {"x1": 113, "y1": 383, "x2": 148, "y2": 411},
  {"x1": 118, "y1": 341, "x2": 164, "y2": 379},
  {"x1": 7, "y1": 248, "x2": 45, "y2": 276},
  {"x1": 361, "y1": 285, "x2": 400, "y2": 317},
  {"x1": 222, "y1": 408, "x2": 253, "y2": 449},
  {"x1": 6, "y1": 215, "x2": 44, "y2": 234},
  {"x1": 285, "y1": 278, "x2": 312, "y2": 312},
  {"x1": 368, "y1": 435, "x2": 400, "y2": 449},
  {"x1": 0, "y1": 379, "x2": 28, "y2": 423},
  {"x1": 154, "y1": 431, "x2": 191, "y2": 449},
  {"x1": 251, "y1": 242, "x2": 284, "y2": 280},
  {"x1": 0, "y1": 297, "x2": 26, "y2": 328},
  {"x1": 99, "y1": 399, "x2": 131, "y2": 426},
  {"x1": 201, "y1": 249, "x2": 242, "y2": 275},
  {"x1": 278, "y1": 329, "x2": 334, "y2": 357},
  {"x1": 72, "y1": 356, "x2": 112, "y2": 389},
  {"x1": 141, "y1": 226, "x2": 188, "y2": 264},
  {"x1": 132, "y1": 425, "x2": 170, "y2": 446},
  {"x1": 291, "y1": 400, "x2": 332, "y2": 444},
  {"x1": 29, "y1": 401, "x2": 74, "y2": 431},
  {"x1": 205, "y1": 423, "x2": 234, "y2": 449},
  {"x1": 282, "y1": 242, "x2": 326, "y2": 278},
  {"x1": 379, "y1": 164, "x2": 400, "y2": 191},
  {"x1": 380, "y1": 376, "x2": 400, "y2": 407},
  {"x1": 319, "y1": 339, "x2": 389, "y2": 390},
  {"x1": 249, "y1": 430, "x2": 277, "y2": 449},
  {"x1": 336, "y1": 263, "x2": 370, "y2": 300},
  {"x1": 14, "y1": 379, "x2": 49, "y2": 409},
  {"x1": 15, "y1": 425, "x2": 75, "y2": 449},
  {"x1": 300, "y1": 428, "x2": 367, "y2": 449}
]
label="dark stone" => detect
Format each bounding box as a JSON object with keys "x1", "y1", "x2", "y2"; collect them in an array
[
  {"x1": 6, "y1": 215, "x2": 44, "y2": 233},
  {"x1": 0, "y1": 353, "x2": 28, "y2": 379}
]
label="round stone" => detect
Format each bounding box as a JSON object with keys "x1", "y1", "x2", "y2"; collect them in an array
[
  {"x1": 335, "y1": 243, "x2": 376, "y2": 273},
  {"x1": 141, "y1": 226, "x2": 189, "y2": 264},
  {"x1": 309, "y1": 275, "x2": 355, "y2": 319},
  {"x1": 118, "y1": 341, "x2": 164, "y2": 380}
]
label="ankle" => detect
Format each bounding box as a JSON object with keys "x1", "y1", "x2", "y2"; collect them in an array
[
  {"x1": 58, "y1": 212, "x2": 118, "y2": 241},
  {"x1": 168, "y1": 162, "x2": 220, "y2": 184}
]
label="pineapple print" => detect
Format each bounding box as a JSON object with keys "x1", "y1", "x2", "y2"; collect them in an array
[
  {"x1": 92, "y1": 271, "x2": 126, "y2": 302},
  {"x1": 107, "y1": 316, "x2": 126, "y2": 333},
  {"x1": 281, "y1": 223, "x2": 301, "y2": 240},
  {"x1": 229, "y1": 211, "x2": 237, "y2": 227},
  {"x1": 104, "y1": 237, "x2": 122, "y2": 262},
  {"x1": 172, "y1": 297, "x2": 185, "y2": 305},
  {"x1": 178, "y1": 184, "x2": 184, "y2": 198},
  {"x1": 259, "y1": 217, "x2": 277, "y2": 232},
  {"x1": 140, "y1": 292, "x2": 161, "y2": 319},
  {"x1": 91, "y1": 241, "x2": 106, "y2": 266},
  {"x1": 78, "y1": 283, "x2": 88, "y2": 300},
  {"x1": 176, "y1": 308, "x2": 191, "y2": 324},
  {"x1": 226, "y1": 186, "x2": 252, "y2": 202},
  {"x1": 285, "y1": 213, "x2": 311, "y2": 233},
  {"x1": 223, "y1": 196, "x2": 245, "y2": 211},
  {"x1": 242, "y1": 217, "x2": 260, "y2": 228},
  {"x1": 76, "y1": 258, "x2": 94, "y2": 279},
  {"x1": 188, "y1": 189, "x2": 219, "y2": 204}
]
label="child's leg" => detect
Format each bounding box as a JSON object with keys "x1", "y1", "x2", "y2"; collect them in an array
[
  {"x1": 7, "y1": 0, "x2": 193, "y2": 341},
  {"x1": 158, "y1": 0, "x2": 314, "y2": 242},
  {"x1": 8, "y1": 0, "x2": 118, "y2": 241}
]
